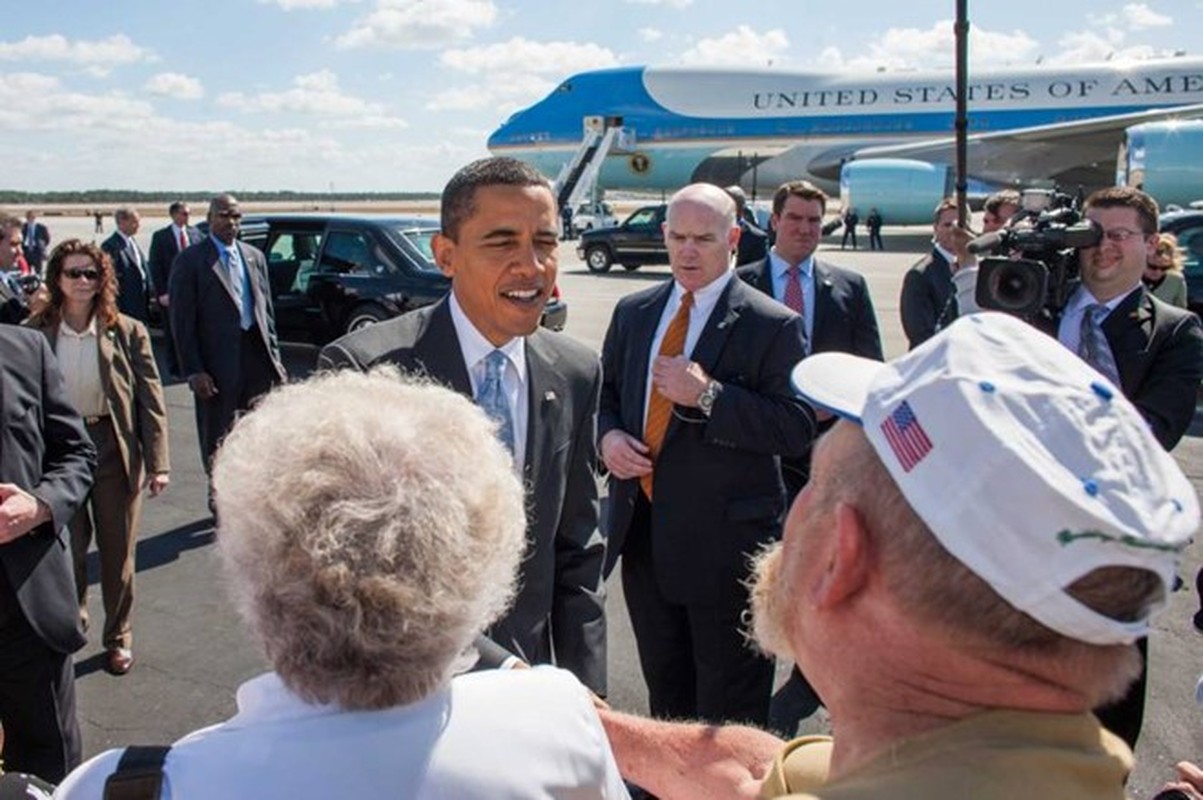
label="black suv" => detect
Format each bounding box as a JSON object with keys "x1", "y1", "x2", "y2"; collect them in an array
[
  {"x1": 229, "y1": 214, "x2": 567, "y2": 344},
  {"x1": 577, "y1": 204, "x2": 668, "y2": 273}
]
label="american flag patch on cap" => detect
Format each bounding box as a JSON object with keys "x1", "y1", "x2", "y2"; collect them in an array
[{"x1": 880, "y1": 400, "x2": 932, "y2": 472}]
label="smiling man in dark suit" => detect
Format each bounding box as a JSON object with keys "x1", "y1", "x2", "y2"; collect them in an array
[
  {"x1": 169, "y1": 194, "x2": 286, "y2": 500},
  {"x1": 0, "y1": 325, "x2": 95, "y2": 782},
  {"x1": 317, "y1": 157, "x2": 607, "y2": 696},
  {"x1": 599, "y1": 183, "x2": 815, "y2": 726},
  {"x1": 1048, "y1": 185, "x2": 1203, "y2": 750}
]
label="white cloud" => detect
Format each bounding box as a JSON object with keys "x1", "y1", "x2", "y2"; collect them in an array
[
  {"x1": 144, "y1": 72, "x2": 204, "y2": 100},
  {"x1": 1121, "y1": 2, "x2": 1172, "y2": 28},
  {"x1": 637, "y1": 28, "x2": 663, "y2": 43},
  {"x1": 624, "y1": 0, "x2": 692, "y2": 7},
  {"x1": 260, "y1": 0, "x2": 349, "y2": 8},
  {"x1": 810, "y1": 22, "x2": 1039, "y2": 71},
  {"x1": 334, "y1": 0, "x2": 497, "y2": 50},
  {"x1": 217, "y1": 70, "x2": 408, "y2": 128},
  {"x1": 431, "y1": 37, "x2": 619, "y2": 113},
  {"x1": 0, "y1": 34, "x2": 154, "y2": 70},
  {"x1": 678, "y1": 25, "x2": 789, "y2": 67},
  {"x1": 1045, "y1": 29, "x2": 1159, "y2": 65}
]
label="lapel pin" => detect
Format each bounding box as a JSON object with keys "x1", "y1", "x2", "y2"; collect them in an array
[{"x1": 544, "y1": 390, "x2": 557, "y2": 402}]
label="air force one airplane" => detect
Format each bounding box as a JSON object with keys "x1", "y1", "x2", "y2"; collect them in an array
[{"x1": 487, "y1": 58, "x2": 1203, "y2": 223}]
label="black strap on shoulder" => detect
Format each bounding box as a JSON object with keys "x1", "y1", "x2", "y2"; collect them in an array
[{"x1": 103, "y1": 745, "x2": 171, "y2": 800}]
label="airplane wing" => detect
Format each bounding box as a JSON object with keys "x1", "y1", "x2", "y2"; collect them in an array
[{"x1": 808, "y1": 103, "x2": 1203, "y2": 187}]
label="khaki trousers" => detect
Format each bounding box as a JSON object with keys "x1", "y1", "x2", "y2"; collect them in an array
[{"x1": 70, "y1": 417, "x2": 142, "y2": 651}]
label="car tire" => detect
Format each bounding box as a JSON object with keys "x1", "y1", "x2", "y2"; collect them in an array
[
  {"x1": 343, "y1": 303, "x2": 389, "y2": 334},
  {"x1": 585, "y1": 246, "x2": 613, "y2": 273},
  {"x1": 621, "y1": 263, "x2": 641, "y2": 272}
]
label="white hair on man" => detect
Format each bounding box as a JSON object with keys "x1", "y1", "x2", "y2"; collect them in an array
[{"x1": 212, "y1": 367, "x2": 527, "y2": 711}]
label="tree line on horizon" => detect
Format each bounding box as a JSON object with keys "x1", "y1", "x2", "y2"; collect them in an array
[{"x1": 0, "y1": 189, "x2": 440, "y2": 205}]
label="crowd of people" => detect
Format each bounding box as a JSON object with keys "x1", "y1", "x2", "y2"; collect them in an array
[{"x1": 0, "y1": 161, "x2": 1199, "y2": 798}]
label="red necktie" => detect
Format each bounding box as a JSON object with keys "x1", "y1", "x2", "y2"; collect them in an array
[
  {"x1": 178, "y1": 229, "x2": 188, "y2": 251},
  {"x1": 641, "y1": 292, "x2": 693, "y2": 499},
  {"x1": 784, "y1": 266, "x2": 805, "y2": 316}
]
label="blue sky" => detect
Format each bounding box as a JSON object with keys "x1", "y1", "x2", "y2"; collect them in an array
[{"x1": 4, "y1": 0, "x2": 1200, "y2": 192}]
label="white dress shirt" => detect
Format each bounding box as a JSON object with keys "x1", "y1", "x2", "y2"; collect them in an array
[
  {"x1": 55, "y1": 318, "x2": 108, "y2": 418},
  {"x1": 1057, "y1": 283, "x2": 1140, "y2": 354},
  {"x1": 643, "y1": 268, "x2": 734, "y2": 430},
  {"x1": 449, "y1": 293, "x2": 529, "y2": 473},
  {"x1": 55, "y1": 667, "x2": 629, "y2": 800}
]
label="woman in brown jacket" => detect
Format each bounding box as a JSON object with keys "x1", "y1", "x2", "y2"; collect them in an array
[{"x1": 27, "y1": 239, "x2": 170, "y2": 676}]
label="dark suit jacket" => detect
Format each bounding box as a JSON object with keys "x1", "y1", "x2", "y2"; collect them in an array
[
  {"x1": 317, "y1": 299, "x2": 608, "y2": 694},
  {"x1": 168, "y1": 238, "x2": 287, "y2": 395},
  {"x1": 28, "y1": 315, "x2": 170, "y2": 491},
  {"x1": 148, "y1": 224, "x2": 201, "y2": 302},
  {"x1": 738, "y1": 256, "x2": 883, "y2": 497},
  {"x1": 599, "y1": 277, "x2": 815, "y2": 605},
  {"x1": 737, "y1": 257, "x2": 883, "y2": 360},
  {"x1": 900, "y1": 248, "x2": 957, "y2": 350},
  {"x1": 0, "y1": 326, "x2": 95, "y2": 654},
  {"x1": 735, "y1": 219, "x2": 769, "y2": 266},
  {"x1": 102, "y1": 232, "x2": 150, "y2": 322},
  {"x1": 1041, "y1": 287, "x2": 1203, "y2": 450},
  {"x1": 21, "y1": 222, "x2": 49, "y2": 268}
]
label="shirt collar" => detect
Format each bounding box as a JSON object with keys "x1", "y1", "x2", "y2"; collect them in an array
[
  {"x1": 673, "y1": 266, "x2": 734, "y2": 305},
  {"x1": 210, "y1": 234, "x2": 235, "y2": 257},
  {"x1": 1065, "y1": 283, "x2": 1140, "y2": 316},
  {"x1": 768, "y1": 249, "x2": 814, "y2": 280},
  {"x1": 933, "y1": 243, "x2": 957, "y2": 265},
  {"x1": 447, "y1": 293, "x2": 526, "y2": 373},
  {"x1": 58, "y1": 316, "x2": 97, "y2": 339}
]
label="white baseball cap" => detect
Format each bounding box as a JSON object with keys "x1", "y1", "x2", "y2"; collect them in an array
[{"x1": 791, "y1": 312, "x2": 1198, "y2": 645}]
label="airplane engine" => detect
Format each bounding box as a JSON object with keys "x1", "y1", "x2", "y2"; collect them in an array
[
  {"x1": 1121, "y1": 121, "x2": 1203, "y2": 209},
  {"x1": 839, "y1": 159, "x2": 954, "y2": 225}
]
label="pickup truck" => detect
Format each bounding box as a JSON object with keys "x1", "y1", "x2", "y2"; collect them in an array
[
  {"x1": 570, "y1": 201, "x2": 618, "y2": 236},
  {"x1": 577, "y1": 204, "x2": 668, "y2": 273}
]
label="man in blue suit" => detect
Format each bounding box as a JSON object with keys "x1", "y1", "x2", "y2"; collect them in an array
[{"x1": 102, "y1": 208, "x2": 150, "y2": 322}]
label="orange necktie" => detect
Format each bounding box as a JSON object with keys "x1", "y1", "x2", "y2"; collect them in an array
[{"x1": 641, "y1": 292, "x2": 693, "y2": 499}]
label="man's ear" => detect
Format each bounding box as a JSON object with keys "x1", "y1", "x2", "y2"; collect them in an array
[
  {"x1": 432, "y1": 233, "x2": 456, "y2": 278},
  {"x1": 812, "y1": 501, "x2": 871, "y2": 609}
]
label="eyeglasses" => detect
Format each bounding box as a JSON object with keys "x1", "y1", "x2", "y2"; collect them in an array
[
  {"x1": 214, "y1": 211, "x2": 242, "y2": 220},
  {"x1": 1100, "y1": 227, "x2": 1146, "y2": 243},
  {"x1": 64, "y1": 268, "x2": 100, "y2": 281}
]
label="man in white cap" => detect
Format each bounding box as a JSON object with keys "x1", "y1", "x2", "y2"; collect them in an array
[{"x1": 597, "y1": 312, "x2": 1197, "y2": 800}]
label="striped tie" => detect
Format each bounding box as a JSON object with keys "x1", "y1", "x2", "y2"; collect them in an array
[
  {"x1": 1078, "y1": 304, "x2": 1120, "y2": 386},
  {"x1": 641, "y1": 292, "x2": 693, "y2": 499}
]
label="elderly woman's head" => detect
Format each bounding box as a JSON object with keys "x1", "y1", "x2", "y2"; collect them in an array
[{"x1": 211, "y1": 368, "x2": 526, "y2": 711}]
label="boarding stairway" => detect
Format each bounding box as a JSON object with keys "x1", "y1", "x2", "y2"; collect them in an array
[{"x1": 554, "y1": 119, "x2": 622, "y2": 211}]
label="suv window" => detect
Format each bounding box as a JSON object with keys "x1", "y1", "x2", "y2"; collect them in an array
[
  {"x1": 625, "y1": 208, "x2": 659, "y2": 228},
  {"x1": 381, "y1": 224, "x2": 440, "y2": 273},
  {"x1": 266, "y1": 230, "x2": 324, "y2": 294},
  {"x1": 1175, "y1": 223, "x2": 1203, "y2": 275},
  {"x1": 318, "y1": 230, "x2": 391, "y2": 276}
]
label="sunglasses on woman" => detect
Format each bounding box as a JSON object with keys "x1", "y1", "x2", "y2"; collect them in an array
[{"x1": 64, "y1": 268, "x2": 100, "y2": 281}]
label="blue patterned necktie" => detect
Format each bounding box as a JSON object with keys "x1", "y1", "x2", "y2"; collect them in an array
[
  {"x1": 476, "y1": 350, "x2": 515, "y2": 455},
  {"x1": 1078, "y1": 303, "x2": 1120, "y2": 386},
  {"x1": 226, "y1": 246, "x2": 255, "y2": 330}
]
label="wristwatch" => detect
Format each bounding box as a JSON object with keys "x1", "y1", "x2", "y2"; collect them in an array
[{"x1": 696, "y1": 380, "x2": 721, "y2": 417}]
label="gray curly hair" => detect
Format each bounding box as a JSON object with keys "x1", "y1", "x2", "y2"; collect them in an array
[{"x1": 212, "y1": 367, "x2": 526, "y2": 710}]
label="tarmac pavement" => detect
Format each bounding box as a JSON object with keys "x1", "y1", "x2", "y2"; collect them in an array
[{"x1": 35, "y1": 213, "x2": 1201, "y2": 797}]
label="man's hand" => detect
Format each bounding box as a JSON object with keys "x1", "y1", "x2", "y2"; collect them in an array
[
  {"x1": 0, "y1": 484, "x2": 51, "y2": 543},
  {"x1": 157, "y1": 293, "x2": 169, "y2": 307},
  {"x1": 188, "y1": 373, "x2": 219, "y2": 400},
  {"x1": 652, "y1": 356, "x2": 710, "y2": 407},
  {"x1": 146, "y1": 473, "x2": 170, "y2": 498},
  {"x1": 601, "y1": 430, "x2": 652, "y2": 479}
]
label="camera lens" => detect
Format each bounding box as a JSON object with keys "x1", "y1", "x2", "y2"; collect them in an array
[{"x1": 988, "y1": 263, "x2": 1043, "y2": 312}]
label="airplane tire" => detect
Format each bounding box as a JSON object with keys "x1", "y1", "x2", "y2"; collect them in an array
[{"x1": 586, "y1": 246, "x2": 613, "y2": 273}]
